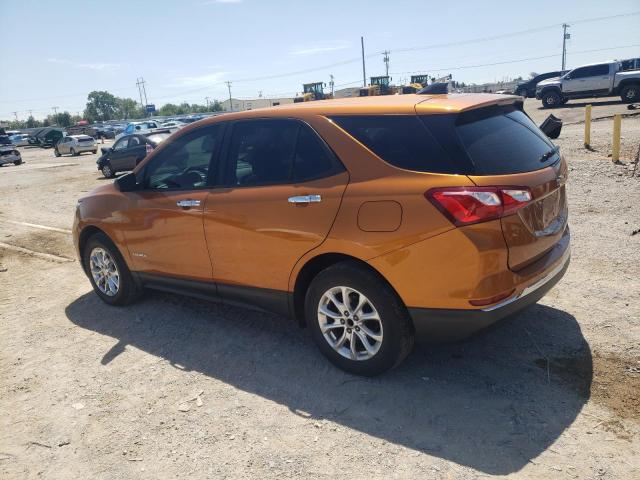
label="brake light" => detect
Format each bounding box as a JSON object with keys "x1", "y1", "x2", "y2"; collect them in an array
[{"x1": 426, "y1": 186, "x2": 532, "y2": 226}]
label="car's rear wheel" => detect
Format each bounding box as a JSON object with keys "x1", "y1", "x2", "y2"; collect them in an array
[
  {"x1": 54, "y1": 148, "x2": 61, "y2": 157},
  {"x1": 305, "y1": 262, "x2": 414, "y2": 376},
  {"x1": 542, "y1": 90, "x2": 562, "y2": 108},
  {"x1": 83, "y1": 233, "x2": 141, "y2": 306},
  {"x1": 621, "y1": 84, "x2": 640, "y2": 103},
  {"x1": 101, "y1": 163, "x2": 115, "y2": 178}
]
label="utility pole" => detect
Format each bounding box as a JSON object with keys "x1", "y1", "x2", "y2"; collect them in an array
[
  {"x1": 12, "y1": 112, "x2": 18, "y2": 121},
  {"x1": 361, "y1": 36, "x2": 367, "y2": 88},
  {"x1": 329, "y1": 74, "x2": 335, "y2": 95},
  {"x1": 136, "y1": 78, "x2": 145, "y2": 113},
  {"x1": 226, "y1": 81, "x2": 233, "y2": 112},
  {"x1": 561, "y1": 24, "x2": 570, "y2": 70},
  {"x1": 383, "y1": 50, "x2": 390, "y2": 77},
  {"x1": 205, "y1": 96, "x2": 210, "y2": 109}
]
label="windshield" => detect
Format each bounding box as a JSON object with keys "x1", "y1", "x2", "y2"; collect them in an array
[{"x1": 0, "y1": 136, "x2": 12, "y2": 145}]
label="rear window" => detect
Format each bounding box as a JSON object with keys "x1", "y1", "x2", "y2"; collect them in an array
[
  {"x1": 332, "y1": 107, "x2": 557, "y2": 176},
  {"x1": 330, "y1": 115, "x2": 459, "y2": 174},
  {"x1": 454, "y1": 107, "x2": 557, "y2": 174}
]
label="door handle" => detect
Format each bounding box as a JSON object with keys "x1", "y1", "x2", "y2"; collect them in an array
[
  {"x1": 288, "y1": 194, "x2": 322, "y2": 204},
  {"x1": 176, "y1": 199, "x2": 201, "y2": 209}
]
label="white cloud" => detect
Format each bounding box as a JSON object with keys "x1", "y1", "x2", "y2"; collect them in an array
[
  {"x1": 167, "y1": 71, "x2": 228, "y2": 88},
  {"x1": 290, "y1": 43, "x2": 350, "y2": 56},
  {"x1": 47, "y1": 57, "x2": 120, "y2": 71}
]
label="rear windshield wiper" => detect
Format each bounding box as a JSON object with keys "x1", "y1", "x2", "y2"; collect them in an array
[{"x1": 539, "y1": 146, "x2": 559, "y2": 163}]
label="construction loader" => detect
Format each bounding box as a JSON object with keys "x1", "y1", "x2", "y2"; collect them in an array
[{"x1": 294, "y1": 82, "x2": 333, "y2": 102}]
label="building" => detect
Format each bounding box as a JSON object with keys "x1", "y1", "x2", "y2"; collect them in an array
[{"x1": 220, "y1": 97, "x2": 295, "y2": 112}]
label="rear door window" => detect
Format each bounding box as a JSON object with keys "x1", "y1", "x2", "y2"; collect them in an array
[
  {"x1": 330, "y1": 115, "x2": 459, "y2": 174},
  {"x1": 454, "y1": 107, "x2": 557, "y2": 175},
  {"x1": 225, "y1": 119, "x2": 343, "y2": 186}
]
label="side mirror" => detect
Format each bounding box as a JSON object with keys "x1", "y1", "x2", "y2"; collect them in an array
[{"x1": 115, "y1": 172, "x2": 140, "y2": 192}]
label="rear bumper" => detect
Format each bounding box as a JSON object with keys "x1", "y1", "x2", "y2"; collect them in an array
[{"x1": 408, "y1": 244, "x2": 570, "y2": 342}]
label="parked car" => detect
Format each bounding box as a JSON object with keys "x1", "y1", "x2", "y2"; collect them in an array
[
  {"x1": 536, "y1": 60, "x2": 640, "y2": 107},
  {"x1": 114, "y1": 121, "x2": 162, "y2": 141},
  {"x1": 515, "y1": 71, "x2": 567, "y2": 98},
  {"x1": 160, "y1": 120, "x2": 187, "y2": 129},
  {"x1": 97, "y1": 129, "x2": 173, "y2": 178},
  {"x1": 0, "y1": 136, "x2": 22, "y2": 166},
  {"x1": 9, "y1": 133, "x2": 30, "y2": 146},
  {"x1": 73, "y1": 94, "x2": 570, "y2": 375},
  {"x1": 54, "y1": 135, "x2": 97, "y2": 156}
]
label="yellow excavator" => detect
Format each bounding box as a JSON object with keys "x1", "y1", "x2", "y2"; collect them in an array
[
  {"x1": 294, "y1": 82, "x2": 333, "y2": 102},
  {"x1": 359, "y1": 76, "x2": 397, "y2": 96}
]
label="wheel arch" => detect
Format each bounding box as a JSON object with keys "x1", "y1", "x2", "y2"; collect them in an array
[
  {"x1": 540, "y1": 86, "x2": 562, "y2": 96},
  {"x1": 78, "y1": 226, "x2": 118, "y2": 274},
  {"x1": 291, "y1": 252, "x2": 406, "y2": 327}
]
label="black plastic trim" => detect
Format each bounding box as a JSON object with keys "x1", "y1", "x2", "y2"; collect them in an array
[
  {"x1": 407, "y1": 256, "x2": 570, "y2": 343},
  {"x1": 135, "y1": 272, "x2": 292, "y2": 318}
]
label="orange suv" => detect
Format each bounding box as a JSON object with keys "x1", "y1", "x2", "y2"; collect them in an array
[{"x1": 73, "y1": 94, "x2": 570, "y2": 375}]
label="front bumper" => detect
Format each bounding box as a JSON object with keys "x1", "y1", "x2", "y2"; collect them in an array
[
  {"x1": 409, "y1": 245, "x2": 571, "y2": 342},
  {"x1": 0, "y1": 153, "x2": 21, "y2": 165}
]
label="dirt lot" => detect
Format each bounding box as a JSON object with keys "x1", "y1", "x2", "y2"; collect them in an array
[{"x1": 1, "y1": 98, "x2": 639, "y2": 479}]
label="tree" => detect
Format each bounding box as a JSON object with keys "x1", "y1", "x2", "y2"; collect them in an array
[
  {"x1": 26, "y1": 116, "x2": 39, "y2": 128},
  {"x1": 529, "y1": 72, "x2": 539, "y2": 79},
  {"x1": 84, "y1": 90, "x2": 119, "y2": 122},
  {"x1": 117, "y1": 97, "x2": 143, "y2": 120},
  {"x1": 55, "y1": 111, "x2": 72, "y2": 127}
]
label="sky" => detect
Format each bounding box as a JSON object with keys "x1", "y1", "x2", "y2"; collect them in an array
[{"x1": 0, "y1": 0, "x2": 639, "y2": 119}]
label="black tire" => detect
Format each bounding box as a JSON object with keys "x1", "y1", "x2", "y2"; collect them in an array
[
  {"x1": 92, "y1": 150, "x2": 97, "y2": 154},
  {"x1": 13, "y1": 159, "x2": 22, "y2": 165},
  {"x1": 101, "y1": 162, "x2": 115, "y2": 178},
  {"x1": 305, "y1": 262, "x2": 414, "y2": 376},
  {"x1": 70, "y1": 148, "x2": 78, "y2": 156},
  {"x1": 54, "y1": 148, "x2": 61, "y2": 157},
  {"x1": 620, "y1": 84, "x2": 640, "y2": 103},
  {"x1": 82, "y1": 232, "x2": 141, "y2": 306},
  {"x1": 542, "y1": 90, "x2": 562, "y2": 108}
]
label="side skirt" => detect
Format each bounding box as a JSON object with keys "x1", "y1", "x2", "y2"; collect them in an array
[{"x1": 134, "y1": 272, "x2": 292, "y2": 318}]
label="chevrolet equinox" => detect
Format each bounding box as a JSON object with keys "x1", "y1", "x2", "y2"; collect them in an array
[{"x1": 73, "y1": 94, "x2": 570, "y2": 375}]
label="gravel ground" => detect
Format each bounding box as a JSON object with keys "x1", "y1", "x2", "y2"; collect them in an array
[{"x1": 1, "y1": 100, "x2": 639, "y2": 479}]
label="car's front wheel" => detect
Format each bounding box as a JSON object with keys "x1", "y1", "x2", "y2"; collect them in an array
[
  {"x1": 13, "y1": 159, "x2": 22, "y2": 165},
  {"x1": 305, "y1": 262, "x2": 414, "y2": 376},
  {"x1": 542, "y1": 90, "x2": 563, "y2": 108},
  {"x1": 83, "y1": 233, "x2": 141, "y2": 306},
  {"x1": 70, "y1": 148, "x2": 78, "y2": 156},
  {"x1": 101, "y1": 163, "x2": 115, "y2": 178},
  {"x1": 54, "y1": 148, "x2": 61, "y2": 157}
]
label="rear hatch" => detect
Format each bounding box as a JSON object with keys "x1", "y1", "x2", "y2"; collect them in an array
[{"x1": 449, "y1": 103, "x2": 568, "y2": 270}]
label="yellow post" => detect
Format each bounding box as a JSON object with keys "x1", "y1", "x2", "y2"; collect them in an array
[
  {"x1": 612, "y1": 114, "x2": 621, "y2": 162},
  {"x1": 584, "y1": 105, "x2": 591, "y2": 148}
]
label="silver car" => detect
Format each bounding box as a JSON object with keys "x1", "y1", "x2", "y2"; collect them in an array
[{"x1": 55, "y1": 135, "x2": 97, "y2": 157}]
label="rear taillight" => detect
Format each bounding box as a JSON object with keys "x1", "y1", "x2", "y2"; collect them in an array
[{"x1": 426, "y1": 186, "x2": 532, "y2": 226}]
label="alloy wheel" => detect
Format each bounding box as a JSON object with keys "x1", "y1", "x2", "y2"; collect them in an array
[
  {"x1": 317, "y1": 286, "x2": 383, "y2": 361},
  {"x1": 89, "y1": 247, "x2": 120, "y2": 297}
]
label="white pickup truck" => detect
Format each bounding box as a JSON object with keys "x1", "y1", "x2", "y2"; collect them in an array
[{"x1": 536, "y1": 60, "x2": 640, "y2": 108}]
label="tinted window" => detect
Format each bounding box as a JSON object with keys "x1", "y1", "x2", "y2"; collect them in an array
[
  {"x1": 331, "y1": 115, "x2": 457, "y2": 174},
  {"x1": 144, "y1": 125, "x2": 220, "y2": 190},
  {"x1": 113, "y1": 137, "x2": 129, "y2": 150},
  {"x1": 226, "y1": 119, "x2": 340, "y2": 186},
  {"x1": 455, "y1": 108, "x2": 557, "y2": 175},
  {"x1": 128, "y1": 136, "x2": 141, "y2": 147},
  {"x1": 590, "y1": 64, "x2": 609, "y2": 76}
]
